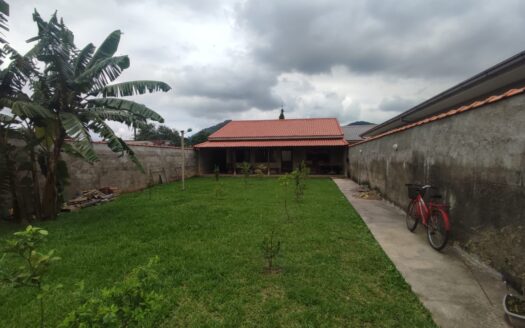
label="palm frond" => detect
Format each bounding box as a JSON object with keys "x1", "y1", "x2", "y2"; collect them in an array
[
  {"x1": 59, "y1": 112, "x2": 97, "y2": 163},
  {"x1": 75, "y1": 55, "x2": 130, "y2": 92},
  {"x1": 87, "y1": 98, "x2": 164, "y2": 123},
  {"x1": 0, "y1": 0, "x2": 9, "y2": 66},
  {"x1": 11, "y1": 101, "x2": 54, "y2": 119},
  {"x1": 0, "y1": 45, "x2": 36, "y2": 97},
  {"x1": 89, "y1": 118, "x2": 144, "y2": 172},
  {"x1": 29, "y1": 10, "x2": 75, "y2": 68},
  {"x1": 0, "y1": 1, "x2": 8, "y2": 23},
  {"x1": 0, "y1": 113, "x2": 18, "y2": 124},
  {"x1": 73, "y1": 43, "x2": 95, "y2": 75},
  {"x1": 83, "y1": 107, "x2": 138, "y2": 125},
  {"x1": 96, "y1": 80, "x2": 171, "y2": 97},
  {"x1": 87, "y1": 30, "x2": 121, "y2": 68}
]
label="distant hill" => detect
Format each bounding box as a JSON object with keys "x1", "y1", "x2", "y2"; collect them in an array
[
  {"x1": 200, "y1": 120, "x2": 231, "y2": 135},
  {"x1": 347, "y1": 121, "x2": 375, "y2": 126},
  {"x1": 190, "y1": 120, "x2": 231, "y2": 145}
]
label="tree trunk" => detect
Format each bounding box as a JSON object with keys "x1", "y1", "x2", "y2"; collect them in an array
[
  {"x1": 6, "y1": 154, "x2": 22, "y2": 223},
  {"x1": 29, "y1": 147, "x2": 42, "y2": 220},
  {"x1": 41, "y1": 133, "x2": 64, "y2": 220},
  {"x1": 0, "y1": 131, "x2": 23, "y2": 223}
]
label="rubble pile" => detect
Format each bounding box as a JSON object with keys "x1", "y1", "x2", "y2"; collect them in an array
[{"x1": 62, "y1": 187, "x2": 120, "y2": 211}]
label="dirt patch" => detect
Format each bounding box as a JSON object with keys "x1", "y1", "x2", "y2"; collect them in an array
[
  {"x1": 262, "y1": 267, "x2": 282, "y2": 275},
  {"x1": 260, "y1": 285, "x2": 285, "y2": 301},
  {"x1": 352, "y1": 185, "x2": 382, "y2": 200}
]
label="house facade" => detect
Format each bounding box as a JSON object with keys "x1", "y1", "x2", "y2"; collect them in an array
[{"x1": 194, "y1": 118, "x2": 348, "y2": 175}]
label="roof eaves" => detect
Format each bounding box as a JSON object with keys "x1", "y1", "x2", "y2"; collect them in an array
[
  {"x1": 362, "y1": 50, "x2": 525, "y2": 138},
  {"x1": 350, "y1": 86, "x2": 525, "y2": 148}
]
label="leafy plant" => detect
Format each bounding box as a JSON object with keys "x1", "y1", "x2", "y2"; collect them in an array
[
  {"x1": 0, "y1": 12, "x2": 171, "y2": 219},
  {"x1": 240, "y1": 161, "x2": 251, "y2": 186},
  {"x1": 60, "y1": 257, "x2": 162, "y2": 328},
  {"x1": 291, "y1": 161, "x2": 310, "y2": 202},
  {"x1": 506, "y1": 295, "x2": 525, "y2": 315},
  {"x1": 278, "y1": 174, "x2": 292, "y2": 220},
  {"x1": 214, "y1": 181, "x2": 224, "y2": 200},
  {"x1": 0, "y1": 225, "x2": 61, "y2": 328},
  {"x1": 260, "y1": 228, "x2": 281, "y2": 274},
  {"x1": 254, "y1": 163, "x2": 267, "y2": 176}
]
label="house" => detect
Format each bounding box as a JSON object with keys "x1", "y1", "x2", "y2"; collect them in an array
[
  {"x1": 194, "y1": 118, "x2": 348, "y2": 175},
  {"x1": 341, "y1": 121, "x2": 377, "y2": 145}
]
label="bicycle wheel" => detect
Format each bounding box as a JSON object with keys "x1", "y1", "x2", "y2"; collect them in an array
[
  {"x1": 406, "y1": 200, "x2": 419, "y2": 232},
  {"x1": 427, "y1": 210, "x2": 449, "y2": 251}
]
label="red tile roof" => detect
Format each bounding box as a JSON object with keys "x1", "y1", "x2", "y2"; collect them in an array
[
  {"x1": 208, "y1": 118, "x2": 344, "y2": 140},
  {"x1": 195, "y1": 118, "x2": 347, "y2": 148},
  {"x1": 195, "y1": 139, "x2": 348, "y2": 148},
  {"x1": 350, "y1": 86, "x2": 525, "y2": 147}
]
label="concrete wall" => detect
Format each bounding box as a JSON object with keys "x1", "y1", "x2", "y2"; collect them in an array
[
  {"x1": 63, "y1": 143, "x2": 196, "y2": 199},
  {"x1": 348, "y1": 94, "x2": 525, "y2": 278}
]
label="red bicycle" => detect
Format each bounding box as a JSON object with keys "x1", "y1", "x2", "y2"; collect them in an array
[{"x1": 405, "y1": 184, "x2": 451, "y2": 251}]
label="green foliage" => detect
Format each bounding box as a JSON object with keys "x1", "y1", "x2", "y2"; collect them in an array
[
  {"x1": 136, "y1": 123, "x2": 183, "y2": 146},
  {"x1": 60, "y1": 257, "x2": 162, "y2": 328},
  {"x1": 98, "y1": 80, "x2": 171, "y2": 98},
  {"x1": 254, "y1": 163, "x2": 267, "y2": 176},
  {"x1": 240, "y1": 162, "x2": 251, "y2": 185},
  {"x1": 290, "y1": 161, "x2": 310, "y2": 202},
  {"x1": 0, "y1": 225, "x2": 61, "y2": 328},
  {"x1": 214, "y1": 181, "x2": 224, "y2": 200},
  {"x1": 189, "y1": 120, "x2": 230, "y2": 146},
  {"x1": 189, "y1": 130, "x2": 210, "y2": 146},
  {"x1": 0, "y1": 11, "x2": 171, "y2": 219},
  {"x1": 278, "y1": 174, "x2": 293, "y2": 220},
  {"x1": 260, "y1": 228, "x2": 281, "y2": 273}
]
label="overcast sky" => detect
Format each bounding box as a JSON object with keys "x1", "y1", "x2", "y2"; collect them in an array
[{"x1": 6, "y1": 0, "x2": 525, "y2": 138}]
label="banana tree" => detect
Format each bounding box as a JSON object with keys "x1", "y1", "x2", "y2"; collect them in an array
[
  {"x1": 0, "y1": 1, "x2": 46, "y2": 223},
  {"x1": 26, "y1": 12, "x2": 170, "y2": 219}
]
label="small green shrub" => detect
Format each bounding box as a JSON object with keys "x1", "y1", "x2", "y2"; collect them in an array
[
  {"x1": 254, "y1": 163, "x2": 267, "y2": 176},
  {"x1": 0, "y1": 226, "x2": 61, "y2": 328},
  {"x1": 60, "y1": 257, "x2": 162, "y2": 328},
  {"x1": 214, "y1": 182, "x2": 224, "y2": 199},
  {"x1": 260, "y1": 228, "x2": 281, "y2": 273},
  {"x1": 291, "y1": 161, "x2": 310, "y2": 202},
  {"x1": 240, "y1": 162, "x2": 251, "y2": 186},
  {"x1": 278, "y1": 174, "x2": 292, "y2": 220}
]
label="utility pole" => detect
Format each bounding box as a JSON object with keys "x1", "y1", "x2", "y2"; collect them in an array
[{"x1": 181, "y1": 130, "x2": 185, "y2": 191}]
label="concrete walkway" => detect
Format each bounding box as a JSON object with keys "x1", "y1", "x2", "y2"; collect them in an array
[{"x1": 333, "y1": 178, "x2": 508, "y2": 328}]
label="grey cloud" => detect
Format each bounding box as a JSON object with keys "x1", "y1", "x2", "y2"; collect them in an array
[
  {"x1": 377, "y1": 96, "x2": 418, "y2": 113},
  {"x1": 7, "y1": 0, "x2": 525, "y2": 133},
  {"x1": 169, "y1": 63, "x2": 281, "y2": 110},
  {"x1": 238, "y1": 0, "x2": 525, "y2": 79}
]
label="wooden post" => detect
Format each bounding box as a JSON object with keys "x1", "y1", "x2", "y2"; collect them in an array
[
  {"x1": 233, "y1": 149, "x2": 236, "y2": 175},
  {"x1": 267, "y1": 149, "x2": 270, "y2": 175},
  {"x1": 181, "y1": 130, "x2": 185, "y2": 191}
]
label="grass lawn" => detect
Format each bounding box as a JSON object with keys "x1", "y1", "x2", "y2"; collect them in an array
[{"x1": 0, "y1": 177, "x2": 435, "y2": 327}]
